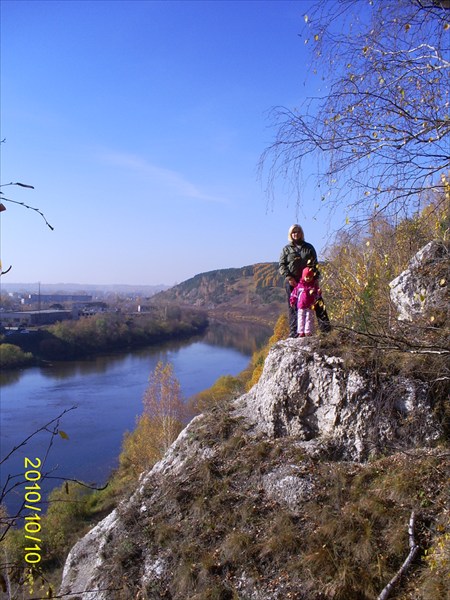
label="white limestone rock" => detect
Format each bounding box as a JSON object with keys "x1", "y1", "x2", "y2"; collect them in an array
[
  {"x1": 60, "y1": 509, "x2": 120, "y2": 599},
  {"x1": 389, "y1": 240, "x2": 448, "y2": 321},
  {"x1": 234, "y1": 339, "x2": 440, "y2": 461}
]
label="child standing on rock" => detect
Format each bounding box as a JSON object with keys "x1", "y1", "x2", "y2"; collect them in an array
[{"x1": 289, "y1": 267, "x2": 321, "y2": 337}]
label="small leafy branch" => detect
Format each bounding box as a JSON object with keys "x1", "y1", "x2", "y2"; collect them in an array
[
  {"x1": 0, "y1": 406, "x2": 111, "y2": 599},
  {"x1": 0, "y1": 182, "x2": 54, "y2": 232},
  {"x1": 0, "y1": 407, "x2": 77, "y2": 543},
  {"x1": 0, "y1": 139, "x2": 54, "y2": 276}
]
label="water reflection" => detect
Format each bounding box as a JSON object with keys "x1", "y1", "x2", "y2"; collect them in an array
[
  {"x1": 40, "y1": 336, "x2": 203, "y2": 380},
  {"x1": 0, "y1": 321, "x2": 272, "y2": 384},
  {"x1": 0, "y1": 369, "x2": 22, "y2": 387},
  {"x1": 203, "y1": 319, "x2": 272, "y2": 355}
]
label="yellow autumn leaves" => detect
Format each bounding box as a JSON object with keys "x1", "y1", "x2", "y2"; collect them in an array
[{"x1": 320, "y1": 195, "x2": 448, "y2": 329}]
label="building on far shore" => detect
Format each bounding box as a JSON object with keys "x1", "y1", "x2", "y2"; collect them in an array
[
  {"x1": 76, "y1": 301, "x2": 108, "y2": 316},
  {"x1": 0, "y1": 300, "x2": 111, "y2": 327},
  {"x1": 0, "y1": 309, "x2": 73, "y2": 327},
  {"x1": 21, "y1": 293, "x2": 92, "y2": 306}
]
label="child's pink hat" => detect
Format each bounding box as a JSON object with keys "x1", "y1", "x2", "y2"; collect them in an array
[{"x1": 301, "y1": 267, "x2": 315, "y2": 280}]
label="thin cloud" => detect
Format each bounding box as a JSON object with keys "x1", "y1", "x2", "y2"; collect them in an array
[{"x1": 99, "y1": 151, "x2": 227, "y2": 203}]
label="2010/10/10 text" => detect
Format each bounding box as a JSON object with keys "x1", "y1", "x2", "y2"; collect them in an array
[{"x1": 23, "y1": 457, "x2": 43, "y2": 564}]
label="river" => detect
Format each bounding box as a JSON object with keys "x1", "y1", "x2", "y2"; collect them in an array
[{"x1": 0, "y1": 321, "x2": 271, "y2": 516}]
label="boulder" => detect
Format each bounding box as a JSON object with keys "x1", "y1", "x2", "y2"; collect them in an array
[
  {"x1": 234, "y1": 339, "x2": 441, "y2": 461},
  {"x1": 389, "y1": 240, "x2": 448, "y2": 321}
]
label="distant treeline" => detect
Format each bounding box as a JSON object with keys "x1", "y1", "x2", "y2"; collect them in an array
[{"x1": 0, "y1": 305, "x2": 208, "y2": 367}]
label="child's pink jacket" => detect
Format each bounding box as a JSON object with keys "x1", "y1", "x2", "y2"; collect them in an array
[{"x1": 290, "y1": 279, "x2": 321, "y2": 310}]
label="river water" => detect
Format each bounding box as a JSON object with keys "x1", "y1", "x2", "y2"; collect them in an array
[{"x1": 0, "y1": 321, "x2": 271, "y2": 516}]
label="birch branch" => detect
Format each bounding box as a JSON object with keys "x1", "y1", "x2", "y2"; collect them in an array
[
  {"x1": 0, "y1": 182, "x2": 54, "y2": 230},
  {"x1": 378, "y1": 510, "x2": 420, "y2": 600}
]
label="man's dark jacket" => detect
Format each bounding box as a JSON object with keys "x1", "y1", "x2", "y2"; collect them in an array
[{"x1": 278, "y1": 241, "x2": 318, "y2": 282}]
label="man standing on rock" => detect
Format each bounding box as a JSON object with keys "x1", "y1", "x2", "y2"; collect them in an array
[{"x1": 279, "y1": 224, "x2": 331, "y2": 337}]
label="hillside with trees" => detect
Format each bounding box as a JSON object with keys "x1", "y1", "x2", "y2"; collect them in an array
[{"x1": 151, "y1": 262, "x2": 285, "y2": 325}]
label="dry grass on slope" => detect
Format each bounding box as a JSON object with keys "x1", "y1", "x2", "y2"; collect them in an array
[{"x1": 104, "y1": 402, "x2": 449, "y2": 600}]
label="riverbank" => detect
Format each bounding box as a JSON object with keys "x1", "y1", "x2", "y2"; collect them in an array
[
  {"x1": 0, "y1": 304, "x2": 282, "y2": 371},
  {"x1": 0, "y1": 307, "x2": 208, "y2": 370}
]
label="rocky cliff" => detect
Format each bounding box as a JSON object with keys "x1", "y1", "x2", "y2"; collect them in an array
[{"x1": 59, "y1": 243, "x2": 449, "y2": 600}]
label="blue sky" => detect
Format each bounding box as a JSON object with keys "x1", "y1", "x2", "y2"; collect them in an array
[{"x1": 1, "y1": 0, "x2": 341, "y2": 286}]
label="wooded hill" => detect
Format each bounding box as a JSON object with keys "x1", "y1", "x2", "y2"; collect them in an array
[{"x1": 151, "y1": 262, "x2": 285, "y2": 325}]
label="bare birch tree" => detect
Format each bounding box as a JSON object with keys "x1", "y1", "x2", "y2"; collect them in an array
[
  {"x1": 143, "y1": 361, "x2": 185, "y2": 455},
  {"x1": 261, "y1": 0, "x2": 450, "y2": 226}
]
